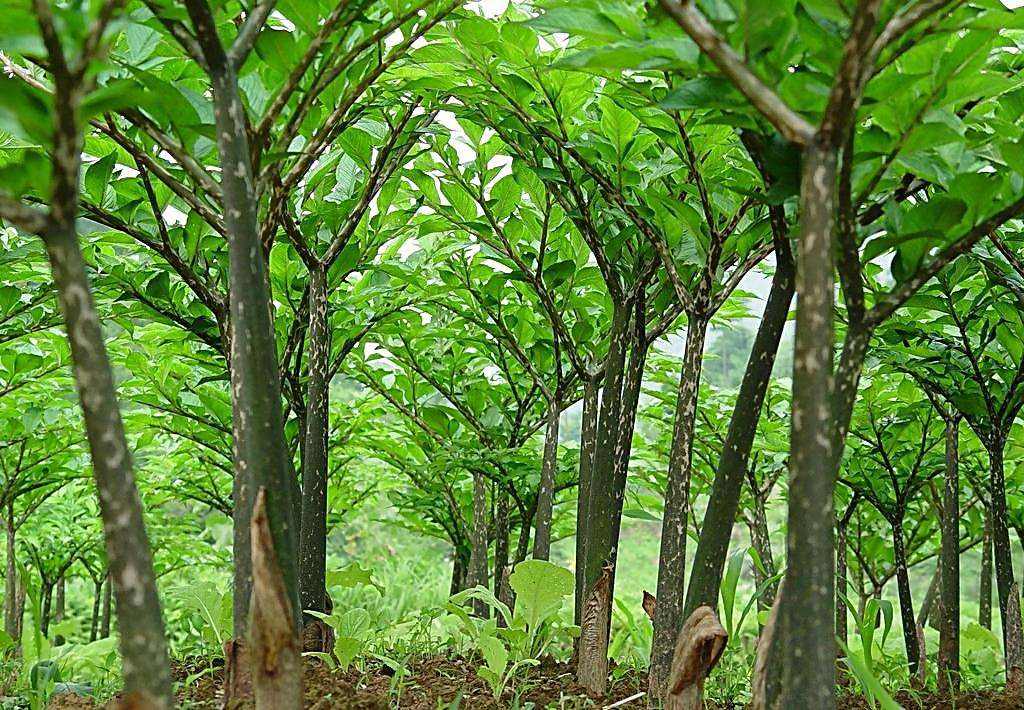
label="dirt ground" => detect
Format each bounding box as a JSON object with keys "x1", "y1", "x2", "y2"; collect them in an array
[{"x1": 45, "y1": 658, "x2": 1021, "y2": 709}]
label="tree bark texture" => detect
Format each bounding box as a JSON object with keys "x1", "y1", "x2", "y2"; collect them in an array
[
  {"x1": 574, "y1": 376, "x2": 599, "y2": 626},
  {"x1": 938, "y1": 417, "x2": 960, "y2": 695},
  {"x1": 533, "y1": 403, "x2": 560, "y2": 560},
  {"x1": 299, "y1": 266, "x2": 330, "y2": 619},
  {"x1": 650, "y1": 316, "x2": 709, "y2": 701}
]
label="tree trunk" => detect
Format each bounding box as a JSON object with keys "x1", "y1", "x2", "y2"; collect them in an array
[
  {"x1": 299, "y1": 265, "x2": 330, "y2": 620},
  {"x1": 577, "y1": 303, "x2": 629, "y2": 694},
  {"x1": 53, "y1": 577, "x2": 65, "y2": 646},
  {"x1": 494, "y1": 489, "x2": 511, "y2": 611},
  {"x1": 533, "y1": 402, "x2": 560, "y2": 560},
  {"x1": 987, "y1": 445, "x2": 1020, "y2": 653},
  {"x1": 469, "y1": 472, "x2": 489, "y2": 616},
  {"x1": 575, "y1": 376, "x2": 600, "y2": 626},
  {"x1": 182, "y1": 17, "x2": 300, "y2": 640},
  {"x1": 42, "y1": 203, "x2": 172, "y2": 707},
  {"x1": 101, "y1": 574, "x2": 111, "y2": 638},
  {"x1": 4, "y1": 511, "x2": 18, "y2": 641},
  {"x1": 938, "y1": 417, "x2": 960, "y2": 695},
  {"x1": 836, "y1": 516, "x2": 850, "y2": 648},
  {"x1": 90, "y1": 579, "x2": 103, "y2": 643},
  {"x1": 683, "y1": 248, "x2": 793, "y2": 618},
  {"x1": 249, "y1": 490, "x2": 303, "y2": 709},
  {"x1": 650, "y1": 315, "x2": 709, "y2": 701},
  {"x1": 40, "y1": 582, "x2": 52, "y2": 638},
  {"x1": 774, "y1": 142, "x2": 838, "y2": 709},
  {"x1": 891, "y1": 520, "x2": 919, "y2": 678},
  {"x1": 981, "y1": 512, "x2": 993, "y2": 630},
  {"x1": 747, "y1": 494, "x2": 777, "y2": 612},
  {"x1": 450, "y1": 546, "x2": 469, "y2": 596}
]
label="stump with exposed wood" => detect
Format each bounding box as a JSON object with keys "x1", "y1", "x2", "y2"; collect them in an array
[{"x1": 664, "y1": 605, "x2": 728, "y2": 710}]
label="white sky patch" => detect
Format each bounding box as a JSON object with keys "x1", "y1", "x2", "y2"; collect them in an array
[{"x1": 1001, "y1": 0, "x2": 1024, "y2": 8}]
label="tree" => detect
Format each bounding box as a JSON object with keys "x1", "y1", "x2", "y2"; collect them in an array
[{"x1": 0, "y1": 2, "x2": 173, "y2": 703}]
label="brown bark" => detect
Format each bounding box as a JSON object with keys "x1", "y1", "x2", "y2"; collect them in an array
[
  {"x1": 650, "y1": 316, "x2": 709, "y2": 700},
  {"x1": 533, "y1": 403, "x2": 560, "y2": 560},
  {"x1": 664, "y1": 607, "x2": 728, "y2": 710},
  {"x1": 574, "y1": 376, "x2": 599, "y2": 626},
  {"x1": 249, "y1": 489, "x2": 303, "y2": 710},
  {"x1": 981, "y1": 512, "x2": 994, "y2": 629},
  {"x1": 938, "y1": 417, "x2": 960, "y2": 695}
]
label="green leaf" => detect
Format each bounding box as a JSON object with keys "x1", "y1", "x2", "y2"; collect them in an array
[
  {"x1": 508, "y1": 559, "x2": 574, "y2": 633},
  {"x1": 84, "y1": 152, "x2": 117, "y2": 205}
]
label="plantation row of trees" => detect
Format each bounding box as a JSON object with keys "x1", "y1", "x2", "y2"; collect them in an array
[{"x1": 1, "y1": 0, "x2": 1024, "y2": 708}]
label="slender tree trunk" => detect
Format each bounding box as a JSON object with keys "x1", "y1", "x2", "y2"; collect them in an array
[
  {"x1": 533, "y1": 403, "x2": 560, "y2": 560},
  {"x1": 577, "y1": 303, "x2": 629, "y2": 693},
  {"x1": 575, "y1": 376, "x2": 599, "y2": 626},
  {"x1": 938, "y1": 417, "x2": 960, "y2": 695},
  {"x1": 53, "y1": 577, "x2": 65, "y2": 646},
  {"x1": 891, "y1": 519, "x2": 920, "y2": 677},
  {"x1": 981, "y1": 512, "x2": 993, "y2": 630},
  {"x1": 450, "y1": 546, "x2": 469, "y2": 596},
  {"x1": 494, "y1": 489, "x2": 511, "y2": 611},
  {"x1": 4, "y1": 511, "x2": 18, "y2": 641},
  {"x1": 40, "y1": 582, "x2": 52, "y2": 638},
  {"x1": 299, "y1": 265, "x2": 330, "y2": 620},
  {"x1": 836, "y1": 516, "x2": 849, "y2": 648},
  {"x1": 683, "y1": 249, "x2": 794, "y2": 618},
  {"x1": 183, "y1": 17, "x2": 299, "y2": 640},
  {"x1": 747, "y1": 495, "x2": 777, "y2": 612},
  {"x1": 609, "y1": 322, "x2": 649, "y2": 558},
  {"x1": 90, "y1": 579, "x2": 103, "y2": 643},
  {"x1": 774, "y1": 142, "x2": 838, "y2": 709},
  {"x1": 469, "y1": 472, "x2": 489, "y2": 616},
  {"x1": 101, "y1": 574, "x2": 111, "y2": 638},
  {"x1": 650, "y1": 315, "x2": 709, "y2": 700},
  {"x1": 987, "y1": 446, "x2": 1020, "y2": 645},
  {"x1": 42, "y1": 174, "x2": 173, "y2": 707}
]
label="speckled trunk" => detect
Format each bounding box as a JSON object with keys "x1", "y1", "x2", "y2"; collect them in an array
[
  {"x1": 192, "y1": 38, "x2": 300, "y2": 638},
  {"x1": 980, "y1": 513, "x2": 993, "y2": 630},
  {"x1": 533, "y1": 404, "x2": 560, "y2": 561},
  {"x1": 747, "y1": 498, "x2": 777, "y2": 610},
  {"x1": 494, "y1": 490, "x2": 511, "y2": 610},
  {"x1": 300, "y1": 266, "x2": 330, "y2": 619},
  {"x1": 577, "y1": 303, "x2": 629, "y2": 694},
  {"x1": 610, "y1": 320, "x2": 650, "y2": 558},
  {"x1": 100, "y1": 575, "x2": 111, "y2": 638},
  {"x1": 4, "y1": 509, "x2": 18, "y2": 641},
  {"x1": 836, "y1": 518, "x2": 849, "y2": 647},
  {"x1": 574, "y1": 377, "x2": 600, "y2": 626},
  {"x1": 773, "y1": 143, "x2": 837, "y2": 709},
  {"x1": 469, "y1": 472, "x2": 489, "y2": 616},
  {"x1": 938, "y1": 417, "x2": 960, "y2": 695},
  {"x1": 649, "y1": 316, "x2": 709, "y2": 701},
  {"x1": 41, "y1": 70, "x2": 172, "y2": 704},
  {"x1": 89, "y1": 578, "x2": 103, "y2": 643},
  {"x1": 892, "y1": 519, "x2": 920, "y2": 677},
  {"x1": 988, "y1": 444, "x2": 1024, "y2": 697},
  {"x1": 683, "y1": 254, "x2": 793, "y2": 620}
]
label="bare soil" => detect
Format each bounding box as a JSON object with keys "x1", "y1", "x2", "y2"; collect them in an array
[{"x1": 44, "y1": 659, "x2": 1020, "y2": 708}]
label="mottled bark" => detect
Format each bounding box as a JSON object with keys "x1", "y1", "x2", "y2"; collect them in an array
[
  {"x1": 891, "y1": 520, "x2": 919, "y2": 677},
  {"x1": 249, "y1": 490, "x2": 303, "y2": 709},
  {"x1": 299, "y1": 266, "x2": 330, "y2": 619},
  {"x1": 90, "y1": 578, "x2": 103, "y2": 643},
  {"x1": 182, "y1": 2, "x2": 300, "y2": 646},
  {"x1": 449, "y1": 546, "x2": 469, "y2": 596},
  {"x1": 53, "y1": 577, "x2": 65, "y2": 645},
  {"x1": 574, "y1": 376, "x2": 599, "y2": 626},
  {"x1": 101, "y1": 574, "x2": 111, "y2": 638},
  {"x1": 651, "y1": 316, "x2": 709, "y2": 700},
  {"x1": 4, "y1": 509, "x2": 18, "y2": 641},
  {"x1": 987, "y1": 444, "x2": 1020, "y2": 658},
  {"x1": 746, "y1": 496, "x2": 777, "y2": 611},
  {"x1": 533, "y1": 403, "x2": 560, "y2": 560},
  {"x1": 683, "y1": 247, "x2": 793, "y2": 618},
  {"x1": 494, "y1": 489, "x2": 511, "y2": 611},
  {"x1": 774, "y1": 142, "x2": 838, "y2": 709},
  {"x1": 980, "y1": 513, "x2": 993, "y2": 630},
  {"x1": 469, "y1": 472, "x2": 489, "y2": 616},
  {"x1": 938, "y1": 417, "x2": 960, "y2": 695},
  {"x1": 577, "y1": 304, "x2": 629, "y2": 693},
  {"x1": 42, "y1": 142, "x2": 173, "y2": 710},
  {"x1": 836, "y1": 519, "x2": 849, "y2": 648}
]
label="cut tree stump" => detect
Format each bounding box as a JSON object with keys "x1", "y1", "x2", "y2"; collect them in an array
[{"x1": 664, "y1": 606, "x2": 728, "y2": 710}]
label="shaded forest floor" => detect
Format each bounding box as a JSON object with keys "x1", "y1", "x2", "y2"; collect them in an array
[{"x1": 44, "y1": 658, "x2": 1019, "y2": 709}]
